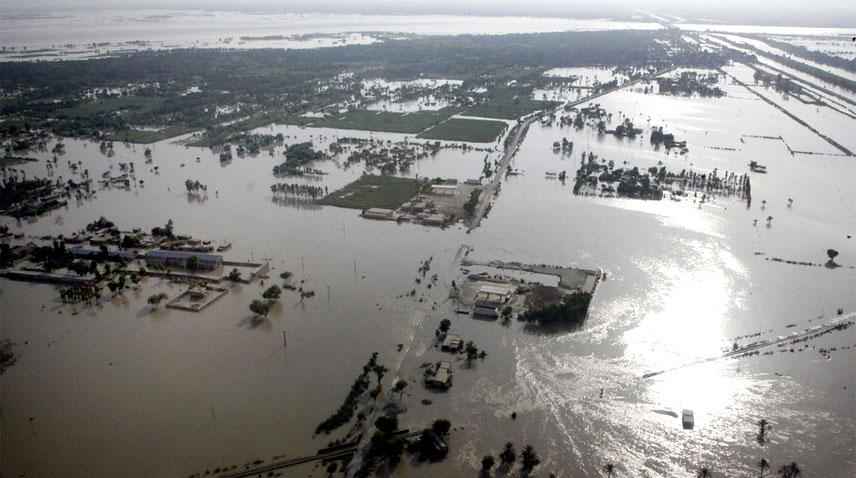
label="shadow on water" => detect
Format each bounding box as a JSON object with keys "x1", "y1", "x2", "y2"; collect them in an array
[
  {"x1": 521, "y1": 320, "x2": 585, "y2": 336},
  {"x1": 237, "y1": 315, "x2": 267, "y2": 329}
]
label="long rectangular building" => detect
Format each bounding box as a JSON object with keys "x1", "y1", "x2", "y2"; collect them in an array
[{"x1": 145, "y1": 250, "x2": 223, "y2": 270}]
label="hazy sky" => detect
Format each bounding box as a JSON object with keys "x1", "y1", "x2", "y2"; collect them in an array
[{"x1": 3, "y1": 0, "x2": 855, "y2": 27}]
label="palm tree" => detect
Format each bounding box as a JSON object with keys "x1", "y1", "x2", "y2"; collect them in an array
[
  {"x1": 778, "y1": 462, "x2": 801, "y2": 478},
  {"x1": 766, "y1": 216, "x2": 773, "y2": 227},
  {"x1": 697, "y1": 467, "x2": 711, "y2": 478},
  {"x1": 603, "y1": 463, "x2": 615, "y2": 477},
  {"x1": 759, "y1": 458, "x2": 770, "y2": 477},
  {"x1": 757, "y1": 418, "x2": 771, "y2": 445}
]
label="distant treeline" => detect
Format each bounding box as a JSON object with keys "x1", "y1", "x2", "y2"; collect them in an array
[
  {"x1": 0, "y1": 30, "x2": 727, "y2": 140},
  {"x1": 753, "y1": 35, "x2": 856, "y2": 74}
]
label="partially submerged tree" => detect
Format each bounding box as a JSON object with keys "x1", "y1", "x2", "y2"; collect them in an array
[
  {"x1": 262, "y1": 284, "x2": 282, "y2": 301},
  {"x1": 249, "y1": 299, "x2": 270, "y2": 318},
  {"x1": 521, "y1": 445, "x2": 540, "y2": 471},
  {"x1": 499, "y1": 442, "x2": 516, "y2": 465},
  {"x1": 147, "y1": 292, "x2": 168, "y2": 308}
]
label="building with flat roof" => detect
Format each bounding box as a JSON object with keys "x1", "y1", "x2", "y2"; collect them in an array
[
  {"x1": 145, "y1": 250, "x2": 223, "y2": 270},
  {"x1": 441, "y1": 334, "x2": 462, "y2": 352},
  {"x1": 425, "y1": 361, "x2": 452, "y2": 389},
  {"x1": 69, "y1": 247, "x2": 136, "y2": 261},
  {"x1": 362, "y1": 208, "x2": 395, "y2": 220}
]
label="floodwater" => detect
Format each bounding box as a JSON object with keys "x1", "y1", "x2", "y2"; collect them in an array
[
  {"x1": 0, "y1": 10, "x2": 662, "y2": 53},
  {"x1": 2, "y1": 36, "x2": 856, "y2": 478}
]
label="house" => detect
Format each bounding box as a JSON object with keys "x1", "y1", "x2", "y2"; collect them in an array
[
  {"x1": 69, "y1": 247, "x2": 136, "y2": 261},
  {"x1": 362, "y1": 208, "x2": 395, "y2": 220},
  {"x1": 441, "y1": 334, "x2": 462, "y2": 352},
  {"x1": 422, "y1": 214, "x2": 446, "y2": 227},
  {"x1": 430, "y1": 184, "x2": 457, "y2": 196},
  {"x1": 425, "y1": 361, "x2": 452, "y2": 389},
  {"x1": 472, "y1": 283, "x2": 515, "y2": 318},
  {"x1": 145, "y1": 250, "x2": 223, "y2": 270}
]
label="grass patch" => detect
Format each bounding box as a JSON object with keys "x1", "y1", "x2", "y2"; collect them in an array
[
  {"x1": 285, "y1": 107, "x2": 461, "y2": 134},
  {"x1": 56, "y1": 96, "x2": 166, "y2": 119},
  {"x1": 319, "y1": 174, "x2": 424, "y2": 210},
  {"x1": 417, "y1": 118, "x2": 507, "y2": 143},
  {"x1": 104, "y1": 126, "x2": 195, "y2": 143},
  {"x1": 463, "y1": 87, "x2": 559, "y2": 120}
]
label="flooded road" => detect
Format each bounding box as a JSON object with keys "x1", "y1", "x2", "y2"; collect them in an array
[{"x1": 2, "y1": 63, "x2": 856, "y2": 478}]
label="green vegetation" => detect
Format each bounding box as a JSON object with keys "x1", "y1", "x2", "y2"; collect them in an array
[
  {"x1": 520, "y1": 291, "x2": 592, "y2": 325},
  {"x1": 262, "y1": 285, "x2": 281, "y2": 301},
  {"x1": 286, "y1": 107, "x2": 460, "y2": 134},
  {"x1": 249, "y1": 299, "x2": 270, "y2": 318},
  {"x1": 465, "y1": 93, "x2": 558, "y2": 120},
  {"x1": 319, "y1": 174, "x2": 424, "y2": 210},
  {"x1": 104, "y1": 126, "x2": 195, "y2": 144},
  {"x1": 2, "y1": 30, "x2": 725, "y2": 142},
  {"x1": 273, "y1": 142, "x2": 328, "y2": 175},
  {"x1": 147, "y1": 292, "x2": 169, "y2": 308},
  {"x1": 417, "y1": 118, "x2": 507, "y2": 142},
  {"x1": 316, "y1": 352, "x2": 384, "y2": 435}
]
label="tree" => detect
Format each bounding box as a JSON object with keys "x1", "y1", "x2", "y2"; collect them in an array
[
  {"x1": 604, "y1": 463, "x2": 615, "y2": 477},
  {"x1": 262, "y1": 285, "x2": 282, "y2": 301},
  {"x1": 227, "y1": 268, "x2": 242, "y2": 281},
  {"x1": 147, "y1": 292, "x2": 168, "y2": 308},
  {"x1": 499, "y1": 442, "x2": 516, "y2": 465},
  {"x1": 521, "y1": 445, "x2": 540, "y2": 470},
  {"x1": 481, "y1": 455, "x2": 495, "y2": 472},
  {"x1": 185, "y1": 255, "x2": 199, "y2": 271},
  {"x1": 778, "y1": 463, "x2": 801, "y2": 478},
  {"x1": 375, "y1": 415, "x2": 398, "y2": 435},
  {"x1": 432, "y1": 419, "x2": 451, "y2": 437},
  {"x1": 759, "y1": 458, "x2": 770, "y2": 477},
  {"x1": 826, "y1": 249, "x2": 839, "y2": 266},
  {"x1": 757, "y1": 418, "x2": 771, "y2": 445},
  {"x1": 249, "y1": 299, "x2": 270, "y2": 318},
  {"x1": 697, "y1": 467, "x2": 711, "y2": 478},
  {"x1": 393, "y1": 379, "x2": 408, "y2": 399},
  {"x1": 465, "y1": 341, "x2": 479, "y2": 361},
  {"x1": 325, "y1": 461, "x2": 337, "y2": 477}
]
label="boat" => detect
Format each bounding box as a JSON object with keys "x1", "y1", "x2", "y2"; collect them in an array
[{"x1": 682, "y1": 409, "x2": 694, "y2": 430}]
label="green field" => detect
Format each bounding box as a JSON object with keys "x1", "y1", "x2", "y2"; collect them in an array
[
  {"x1": 417, "y1": 118, "x2": 507, "y2": 143},
  {"x1": 104, "y1": 126, "x2": 196, "y2": 144},
  {"x1": 463, "y1": 96, "x2": 558, "y2": 120},
  {"x1": 57, "y1": 96, "x2": 166, "y2": 119},
  {"x1": 319, "y1": 174, "x2": 424, "y2": 210},
  {"x1": 285, "y1": 107, "x2": 461, "y2": 134}
]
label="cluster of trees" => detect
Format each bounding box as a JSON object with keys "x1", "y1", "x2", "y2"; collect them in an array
[
  {"x1": 270, "y1": 182, "x2": 326, "y2": 198},
  {"x1": 147, "y1": 292, "x2": 169, "y2": 308},
  {"x1": 151, "y1": 219, "x2": 175, "y2": 238},
  {"x1": 482, "y1": 442, "x2": 540, "y2": 474},
  {"x1": 316, "y1": 352, "x2": 386, "y2": 435},
  {"x1": 59, "y1": 284, "x2": 101, "y2": 304},
  {"x1": 272, "y1": 142, "x2": 328, "y2": 175},
  {"x1": 519, "y1": 291, "x2": 592, "y2": 325},
  {"x1": 656, "y1": 72, "x2": 725, "y2": 97},
  {"x1": 184, "y1": 179, "x2": 207, "y2": 193},
  {"x1": 248, "y1": 285, "x2": 282, "y2": 318},
  {"x1": 85, "y1": 216, "x2": 115, "y2": 232}
]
